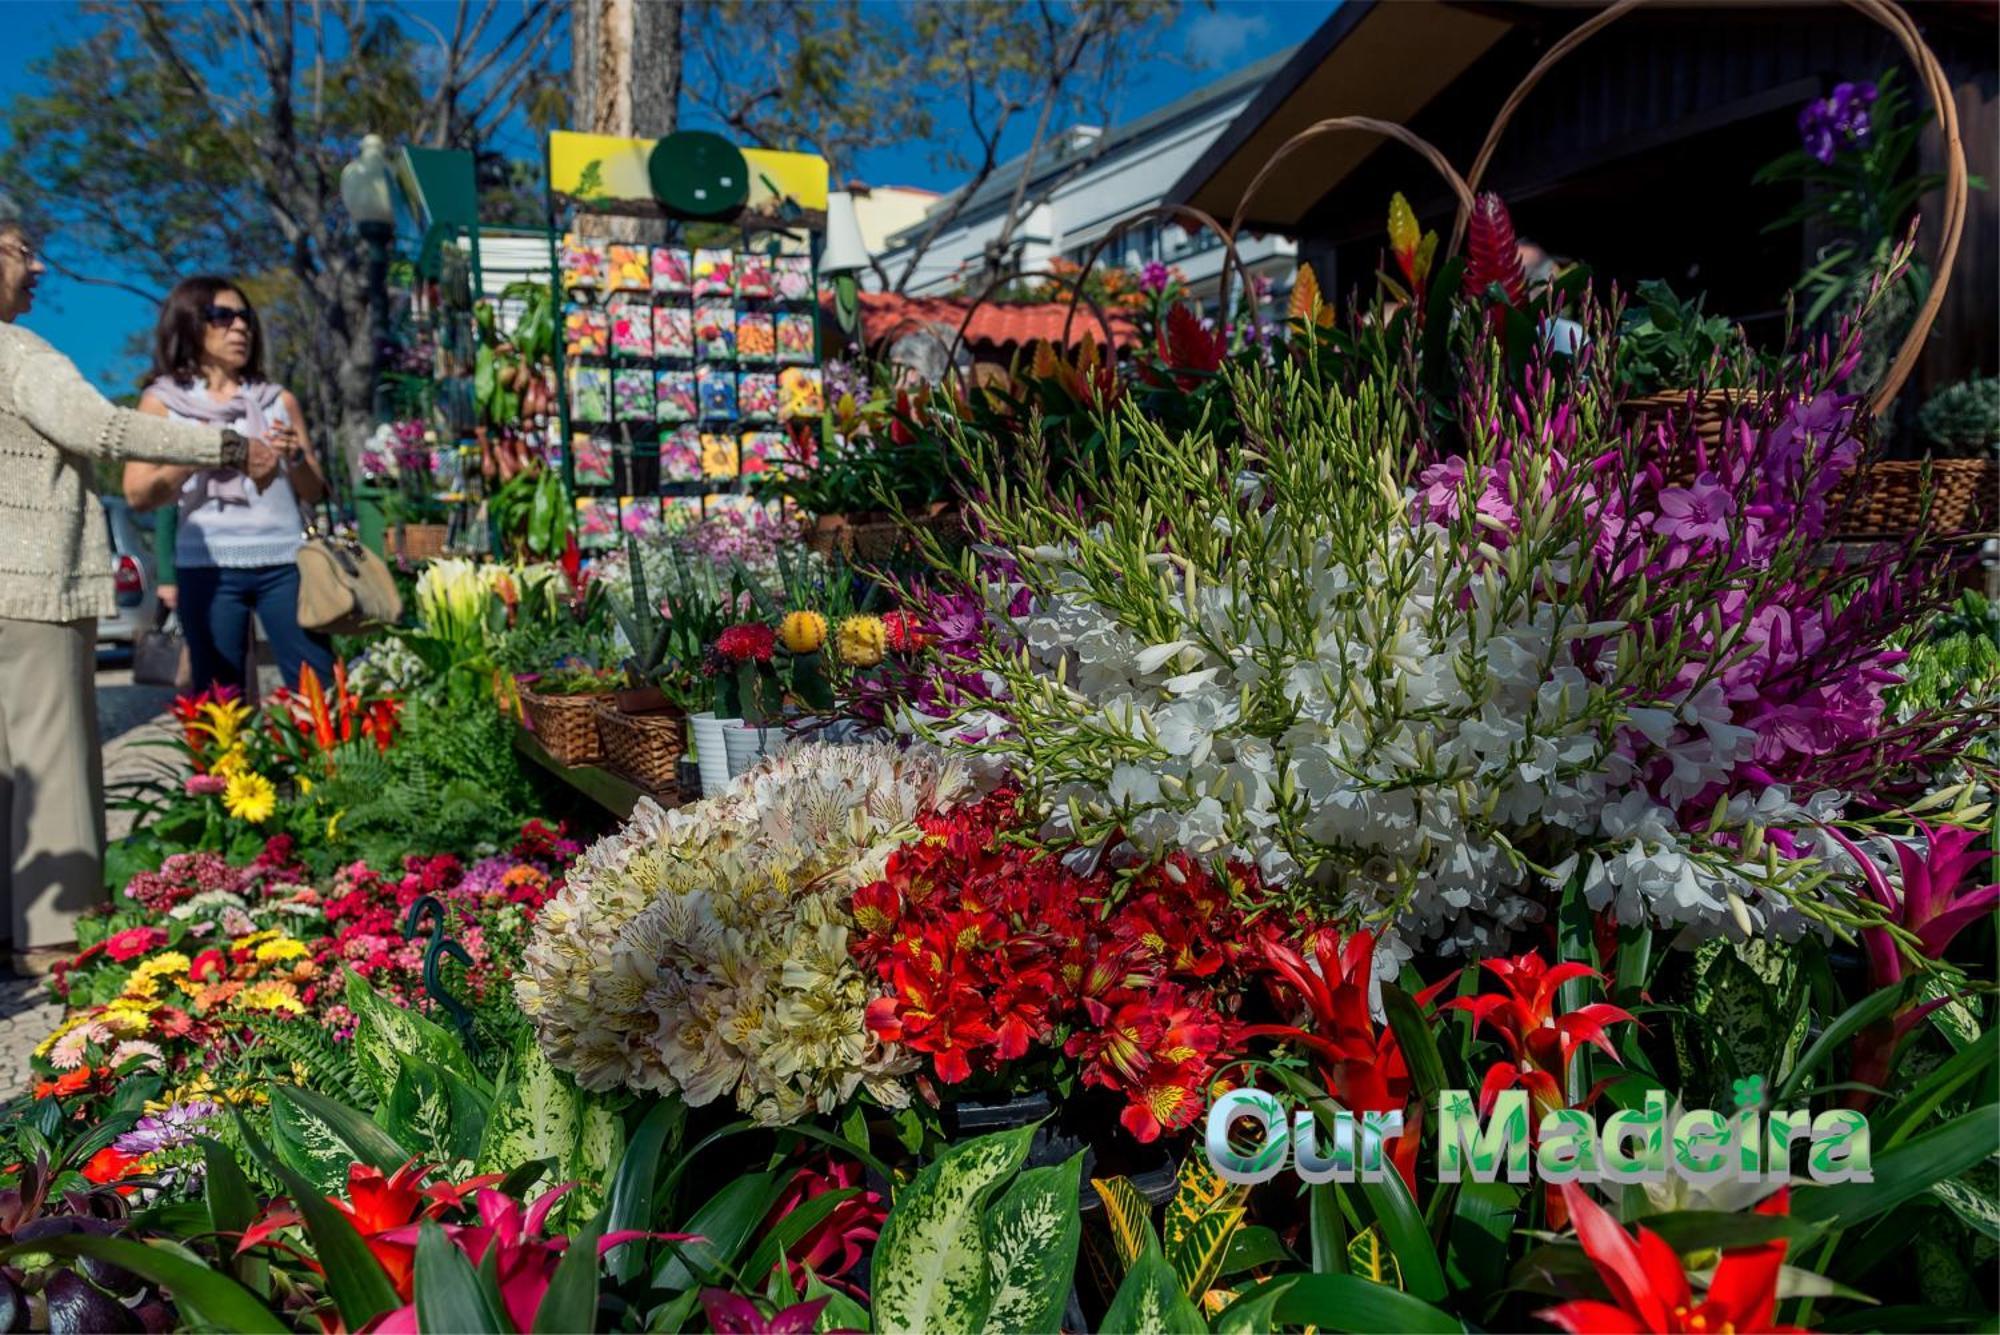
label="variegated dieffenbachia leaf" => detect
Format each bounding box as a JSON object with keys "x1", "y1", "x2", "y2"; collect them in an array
[
  {"x1": 871, "y1": 1125, "x2": 1034, "y2": 1335},
  {"x1": 1091, "y1": 1174, "x2": 1154, "y2": 1272},
  {"x1": 1931, "y1": 1172, "x2": 2000, "y2": 1241},
  {"x1": 385, "y1": 1055, "x2": 454, "y2": 1165},
  {"x1": 1347, "y1": 1224, "x2": 1403, "y2": 1290},
  {"x1": 563, "y1": 1094, "x2": 625, "y2": 1224},
  {"x1": 342, "y1": 967, "x2": 475, "y2": 1100},
  {"x1": 1101, "y1": 1226, "x2": 1207, "y2": 1335},
  {"x1": 268, "y1": 1084, "x2": 406, "y2": 1196},
  {"x1": 984, "y1": 1153, "x2": 1083, "y2": 1335},
  {"x1": 474, "y1": 1033, "x2": 578, "y2": 1178}
]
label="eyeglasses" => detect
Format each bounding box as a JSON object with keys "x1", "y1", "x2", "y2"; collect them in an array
[{"x1": 203, "y1": 305, "x2": 252, "y2": 329}]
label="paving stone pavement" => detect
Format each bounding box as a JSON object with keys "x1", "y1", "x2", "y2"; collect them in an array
[{"x1": 0, "y1": 974, "x2": 65, "y2": 1102}]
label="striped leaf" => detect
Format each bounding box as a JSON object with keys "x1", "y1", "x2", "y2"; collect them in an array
[
  {"x1": 1101, "y1": 1227, "x2": 1206, "y2": 1335},
  {"x1": 1165, "y1": 1156, "x2": 1247, "y2": 1248},
  {"x1": 984, "y1": 1154, "x2": 1083, "y2": 1335},
  {"x1": 343, "y1": 967, "x2": 474, "y2": 1099},
  {"x1": 1169, "y1": 1205, "x2": 1245, "y2": 1300},
  {"x1": 1346, "y1": 1224, "x2": 1402, "y2": 1290},
  {"x1": 1090, "y1": 1174, "x2": 1154, "y2": 1272},
  {"x1": 475, "y1": 1035, "x2": 579, "y2": 1178},
  {"x1": 872, "y1": 1126, "x2": 1034, "y2": 1335},
  {"x1": 562, "y1": 1095, "x2": 624, "y2": 1224}
]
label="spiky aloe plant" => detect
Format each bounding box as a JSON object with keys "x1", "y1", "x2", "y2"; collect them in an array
[{"x1": 610, "y1": 531, "x2": 674, "y2": 690}]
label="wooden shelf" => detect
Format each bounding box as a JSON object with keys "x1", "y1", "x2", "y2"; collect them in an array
[{"x1": 512, "y1": 724, "x2": 681, "y2": 819}]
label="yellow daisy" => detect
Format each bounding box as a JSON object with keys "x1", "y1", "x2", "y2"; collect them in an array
[
  {"x1": 237, "y1": 983, "x2": 305, "y2": 1015},
  {"x1": 223, "y1": 771, "x2": 277, "y2": 824},
  {"x1": 253, "y1": 937, "x2": 309, "y2": 964},
  {"x1": 209, "y1": 745, "x2": 250, "y2": 779}
]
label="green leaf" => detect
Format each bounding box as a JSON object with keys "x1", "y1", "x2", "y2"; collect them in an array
[
  {"x1": 1100, "y1": 1229, "x2": 1207, "y2": 1335},
  {"x1": 1876, "y1": 1036, "x2": 1999, "y2": 1148},
  {"x1": 234, "y1": 1109, "x2": 401, "y2": 1330},
  {"x1": 343, "y1": 967, "x2": 476, "y2": 1099},
  {"x1": 1269, "y1": 1273, "x2": 1464, "y2": 1333},
  {"x1": 1774, "y1": 983, "x2": 1908, "y2": 1105},
  {"x1": 563, "y1": 1094, "x2": 624, "y2": 1224},
  {"x1": 1210, "y1": 1275, "x2": 1296, "y2": 1334},
  {"x1": 1346, "y1": 1224, "x2": 1402, "y2": 1289},
  {"x1": 1308, "y1": 1181, "x2": 1346, "y2": 1274},
  {"x1": 415, "y1": 1217, "x2": 504, "y2": 1335},
  {"x1": 604, "y1": 1098, "x2": 686, "y2": 1284},
  {"x1": 1928, "y1": 1174, "x2": 2000, "y2": 1241},
  {"x1": 534, "y1": 1211, "x2": 604, "y2": 1333},
  {"x1": 1360, "y1": 1168, "x2": 1446, "y2": 1302},
  {"x1": 476, "y1": 1032, "x2": 580, "y2": 1180},
  {"x1": 1093, "y1": 1173, "x2": 1155, "y2": 1272},
  {"x1": 1793, "y1": 1105, "x2": 2000, "y2": 1227},
  {"x1": 870, "y1": 1125, "x2": 1034, "y2": 1335},
  {"x1": 0, "y1": 1235, "x2": 286, "y2": 1333},
  {"x1": 653, "y1": 1171, "x2": 785, "y2": 1291},
  {"x1": 1445, "y1": 1180, "x2": 1518, "y2": 1295},
  {"x1": 984, "y1": 1154, "x2": 1083, "y2": 1334},
  {"x1": 198, "y1": 1135, "x2": 256, "y2": 1241},
  {"x1": 802, "y1": 1271, "x2": 873, "y2": 1333},
  {"x1": 742, "y1": 1188, "x2": 863, "y2": 1291},
  {"x1": 1219, "y1": 1224, "x2": 1290, "y2": 1276},
  {"x1": 1382, "y1": 984, "x2": 1447, "y2": 1105},
  {"x1": 270, "y1": 1083, "x2": 407, "y2": 1196}
]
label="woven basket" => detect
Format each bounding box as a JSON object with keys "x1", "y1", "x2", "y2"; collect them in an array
[
  {"x1": 804, "y1": 509, "x2": 964, "y2": 562},
  {"x1": 386, "y1": 523, "x2": 449, "y2": 562},
  {"x1": 520, "y1": 689, "x2": 607, "y2": 767},
  {"x1": 1619, "y1": 389, "x2": 1764, "y2": 456},
  {"x1": 593, "y1": 702, "x2": 686, "y2": 794},
  {"x1": 1835, "y1": 457, "x2": 1998, "y2": 537}
]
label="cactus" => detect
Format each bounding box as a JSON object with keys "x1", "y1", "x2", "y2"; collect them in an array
[{"x1": 610, "y1": 531, "x2": 673, "y2": 689}]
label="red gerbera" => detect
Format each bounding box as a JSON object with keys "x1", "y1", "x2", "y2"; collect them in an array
[{"x1": 104, "y1": 926, "x2": 168, "y2": 963}]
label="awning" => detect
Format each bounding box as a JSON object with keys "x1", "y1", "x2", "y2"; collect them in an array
[{"x1": 844, "y1": 292, "x2": 1142, "y2": 360}]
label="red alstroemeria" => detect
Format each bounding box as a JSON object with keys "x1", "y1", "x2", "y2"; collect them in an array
[
  {"x1": 1538, "y1": 1184, "x2": 1803, "y2": 1334},
  {"x1": 1442, "y1": 953, "x2": 1635, "y2": 1120}
]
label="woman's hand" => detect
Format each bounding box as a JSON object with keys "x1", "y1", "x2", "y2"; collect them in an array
[{"x1": 245, "y1": 435, "x2": 282, "y2": 489}]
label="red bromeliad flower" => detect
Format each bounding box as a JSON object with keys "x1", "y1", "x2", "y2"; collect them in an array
[
  {"x1": 1239, "y1": 928, "x2": 1439, "y2": 1189},
  {"x1": 1443, "y1": 953, "x2": 1635, "y2": 1119},
  {"x1": 717, "y1": 622, "x2": 777, "y2": 664},
  {"x1": 241, "y1": 1161, "x2": 505, "y2": 1298},
  {"x1": 700, "y1": 1290, "x2": 830, "y2": 1335},
  {"x1": 1539, "y1": 1184, "x2": 1803, "y2": 1334},
  {"x1": 1463, "y1": 192, "x2": 1528, "y2": 308},
  {"x1": 1157, "y1": 304, "x2": 1226, "y2": 390},
  {"x1": 761, "y1": 1155, "x2": 885, "y2": 1299}
]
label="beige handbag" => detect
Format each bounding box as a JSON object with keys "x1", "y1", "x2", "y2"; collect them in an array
[{"x1": 297, "y1": 508, "x2": 402, "y2": 636}]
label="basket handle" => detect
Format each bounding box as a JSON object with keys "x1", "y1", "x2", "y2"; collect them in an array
[{"x1": 1458, "y1": 0, "x2": 1967, "y2": 415}]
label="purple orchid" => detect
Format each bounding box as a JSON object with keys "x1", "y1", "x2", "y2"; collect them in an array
[{"x1": 1798, "y1": 81, "x2": 1878, "y2": 164}]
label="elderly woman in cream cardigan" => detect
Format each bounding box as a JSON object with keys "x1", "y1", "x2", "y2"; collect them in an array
[{"x1": 0, "y1": 206, "x2": 279, "y2": 974}]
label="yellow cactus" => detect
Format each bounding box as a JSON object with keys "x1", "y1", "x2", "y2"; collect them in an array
[
  {"x1": 780, "y1": 610, "x2": 829, "y2": 654},
  {"x1": 836, "y1": 615, "x2": 887, "y2": 667}
]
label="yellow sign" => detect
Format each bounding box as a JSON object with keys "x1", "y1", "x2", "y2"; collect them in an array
[{"x1": 549, "y1": 131, "x2": 829, "y2": 230}]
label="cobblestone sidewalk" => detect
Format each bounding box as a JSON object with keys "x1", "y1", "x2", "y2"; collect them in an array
[{"x1": 0, "y1": 975, "x2": 64, "y2": 1102}]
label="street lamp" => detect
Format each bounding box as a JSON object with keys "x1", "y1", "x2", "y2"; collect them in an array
[{"x1": 341, "y1": 134, "x2": 396, "y2": 424}]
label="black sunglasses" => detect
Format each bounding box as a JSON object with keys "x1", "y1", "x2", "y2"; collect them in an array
[{"x1": 203, "y1": 304, "x2": 252, "y2": 328}]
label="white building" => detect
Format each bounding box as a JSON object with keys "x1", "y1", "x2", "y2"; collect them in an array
[{"x1": 874, "y1": 48, "x2": 1299, "y2": 310}]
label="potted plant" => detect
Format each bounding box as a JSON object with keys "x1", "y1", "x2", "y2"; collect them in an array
[
  {"x1": 1614, "y1": 279, "x2": 1765, "y2": 458},
  {"x1": 593, "y1": 534, "x2": 691, "y2": 794},
  {"x1": 516, "y1": 664, "x2": 619, "y2": 768}
]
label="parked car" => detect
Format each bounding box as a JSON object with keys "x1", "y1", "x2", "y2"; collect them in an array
[{"x1": 97, "y1": 496, "x2": 159, "y2": 651}]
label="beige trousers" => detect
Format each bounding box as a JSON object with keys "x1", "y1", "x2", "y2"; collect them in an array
[{"x1": 0, "y1": 617, "x2": 106, "y2": 948}]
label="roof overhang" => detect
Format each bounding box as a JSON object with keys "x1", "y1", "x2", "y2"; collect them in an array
[{"x1": 1165, "y1": 1, "x2": 1516, "y2": 232}]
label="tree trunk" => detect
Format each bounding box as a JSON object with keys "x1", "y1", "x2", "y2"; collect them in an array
[
  {"x1": 570, "y1": 0, "x2": 682, "y2": 242},
  {"x1": 632, "y1": 0, "x2": 683, "y2": 138}
]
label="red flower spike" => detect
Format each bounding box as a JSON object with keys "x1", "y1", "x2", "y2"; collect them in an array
[
  {"x1": 1158, "y1": 304, "x2": 1226, "y2": 390},
  {"x1": 1463, "y1": 192, "x2": 1528, "y2": 308}
]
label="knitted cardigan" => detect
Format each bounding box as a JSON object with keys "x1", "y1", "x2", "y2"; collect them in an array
[{"x1": 0, "y1": 322, "x2": 230, "y2": 623}]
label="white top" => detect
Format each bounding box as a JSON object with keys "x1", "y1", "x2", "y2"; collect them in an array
[{"x1": 164, "y1": 384, "x2": 303, "y2": 569}]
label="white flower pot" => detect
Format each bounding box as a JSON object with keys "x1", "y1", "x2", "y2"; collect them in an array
[
  {"x1": 721, "y1": 718, "x2": 778, "y2": 777},
  {"x1": 689, "y1": 711, "x2": 731, "y2": 797}
]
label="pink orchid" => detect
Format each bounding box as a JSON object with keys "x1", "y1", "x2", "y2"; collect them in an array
[{"x1": 699, "y1": 1289, "x2": 832, "y2": 1335}]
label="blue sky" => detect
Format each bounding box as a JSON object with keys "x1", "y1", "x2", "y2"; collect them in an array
[{"x1": 0, "y1": 1, "x2": 1332, "y2": 392}]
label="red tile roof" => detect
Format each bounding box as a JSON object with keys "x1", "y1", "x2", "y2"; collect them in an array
[{"x1": 846, "y1": 292, "x2": 1141, "y2": 357}]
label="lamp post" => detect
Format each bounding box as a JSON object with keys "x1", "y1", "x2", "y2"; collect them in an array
[{"x1": 341, "y1": 134, "x2": 397, "y2": 425}]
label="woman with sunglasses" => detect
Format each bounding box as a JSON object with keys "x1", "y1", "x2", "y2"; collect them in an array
[{"x1": 125, "y1": 277, "x2": 334, "y2": 693}]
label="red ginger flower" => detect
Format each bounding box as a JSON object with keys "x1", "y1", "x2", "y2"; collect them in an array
[
  {"x1": 1463, "y1": 192, "x2": 1528, "y2": 307},
  {"x1": 717, "y1": 622, "x2": 776, "y2": 663},
  {"x1": 1538, "y1": 1184, "x2": 1804, "y2": 1334}
]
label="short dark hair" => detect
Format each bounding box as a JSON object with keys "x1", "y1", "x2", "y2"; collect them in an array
[{"x1": 149, "y1": 276, "x2": 265, "y2": 387}]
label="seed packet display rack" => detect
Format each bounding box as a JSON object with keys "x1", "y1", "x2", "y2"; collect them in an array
[{"x1": 544, "y1": 199, "x2": 827, "y2": 556}]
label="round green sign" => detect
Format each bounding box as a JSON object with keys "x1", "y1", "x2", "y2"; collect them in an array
[{"x1": 648, "y1": 131, "x2": 750, "y2": 219}]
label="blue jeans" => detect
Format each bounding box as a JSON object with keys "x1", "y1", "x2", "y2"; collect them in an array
[{"x1": 178, "y1": 563, "x2": 335, "y2": 694}]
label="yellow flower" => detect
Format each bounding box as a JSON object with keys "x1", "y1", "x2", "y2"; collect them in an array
[
  {"x1": 33, "y1": 1013, "x2": 91, "y2": 1060},
  {"x1": 100, "y1": 1001, "x2": 153, "y2": 1037},
  {"x1": 223, "y1": 771, "x2": 277, "y2": 824},
  {"x1": 196, "y1": 697, "x2": 252, "y2": 750},
  {"x1": 254, "y1": 937, "x2": 308, "y2": 964},
  {"x1": 120, "y1": 972, "x2": 161, "y2": 1002},
  {"x1": 133, "y1": 951, "x2": 191, "y2": 981},
  {"x1": 779, "y1": 610, "x2": 828, "y2": 654},
  {"x1": 233, "y1": 929, "x2": 279, "y2": 949},
  {"x1": 327, "y1": 810, "x2": 343, "y2": 841},
  {"x1": 296, "y1": 774, "x2": 314, "y2": 796},
  {"x1": 210, "y1": 746, "x2": 249, "y2": 779},
  {"x1": 836, "y1": 615, "x2": 886, "y2": 668},
  {"x1": 237, "y1": 983, "x2": 305, "y2": 1015}
]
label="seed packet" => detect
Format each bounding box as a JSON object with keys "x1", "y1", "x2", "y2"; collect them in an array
[
  {"x1": 664, "y1": 495, "x2": 704, "y2": 530},
  {"x1": 736, "y1": 251, "x2": 776, "y2": 300},
  {"x1": 568, "y1": 367, "x2": 611, "y2": 424},
  {"x1": 613, "y1": 369, "x2": 654, "y2": 420},
  {"x1": 619, "y1": 497, "x2": 666, "y2": 542},
  {"x1": 773, "y1": 255, "x2": 813, "y2": 302},
  {"x1": 736, "y1": 311, "x2": 776, "y2": 363},
  {"x1": 652, "y1": 246, "x2": 692, "y2": 296},
  {"x1": 777, "y1": 366, "x2": 824, "y2": 421},
  {"x1": 660, "y1": 425, "x2": 704, "y2": 484},
  {"x1": 697, "y1": 365, "x2": 737, "y2": 421},
  {"x1": 739, "y1": 431, "x2": 784, "y2": 477},
  {"x1": 570, "y1": 433, "x2": 614, "y2": 487},
  {"x1": 564, "y1": 306, "x2": 609, "y2": 360},
  {"x1": 653, "y1": 304, "x2": 693, "y2": 359},
  {"x1": 707, "y1": 493, "x2": 764, "y2": 520},
  {"x1": 608, "y1": 294, "x2": 653, "y2": 359},
  {"x1": 655, "y1": 370, "x2": 697, "y2": 424},
  {"x1": 776, "y1": 311, "x2": 815, "y2": 363},
  {"x1": 692, "y1": 247, "x2": 735, "y2": 298},
  {"x1": 574, "y1": 496, "x2": 616, "y2": 550},
  {"x1": 737, "y1": 372, "x2": 779, "y2": 423},
  {"x1": 701, "y1": 433, "x2": 739, "y2": 479},
  {"x1": 560, "y1": 235, "x2": 607, "y2": 293},
  {"x1": 606, "y1": 244, "x2": 651, "y2": 292},
  {"x1": 693, "y1": 303, "x2": 736, "y2": 360}
]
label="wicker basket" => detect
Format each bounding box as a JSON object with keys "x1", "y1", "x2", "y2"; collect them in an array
[
  {"x1": 593, "y1": 702, "x2": 687, "y2": 794},
  {"x1": 519, "y1": 689, "x2": 608, "y2": 767},
  {"x1": 1619, "y1": 389, "x2": 1764, "y2": 455},
  {"x1": 805, "y1": 509, "x2": 964, "y2": 563},
  {"x1": 387, "y1": 523, "x2": 449, "y2": 562},
  {"x1": 1835, "y1": 457, "x2": 1998, "y2": 537}
]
